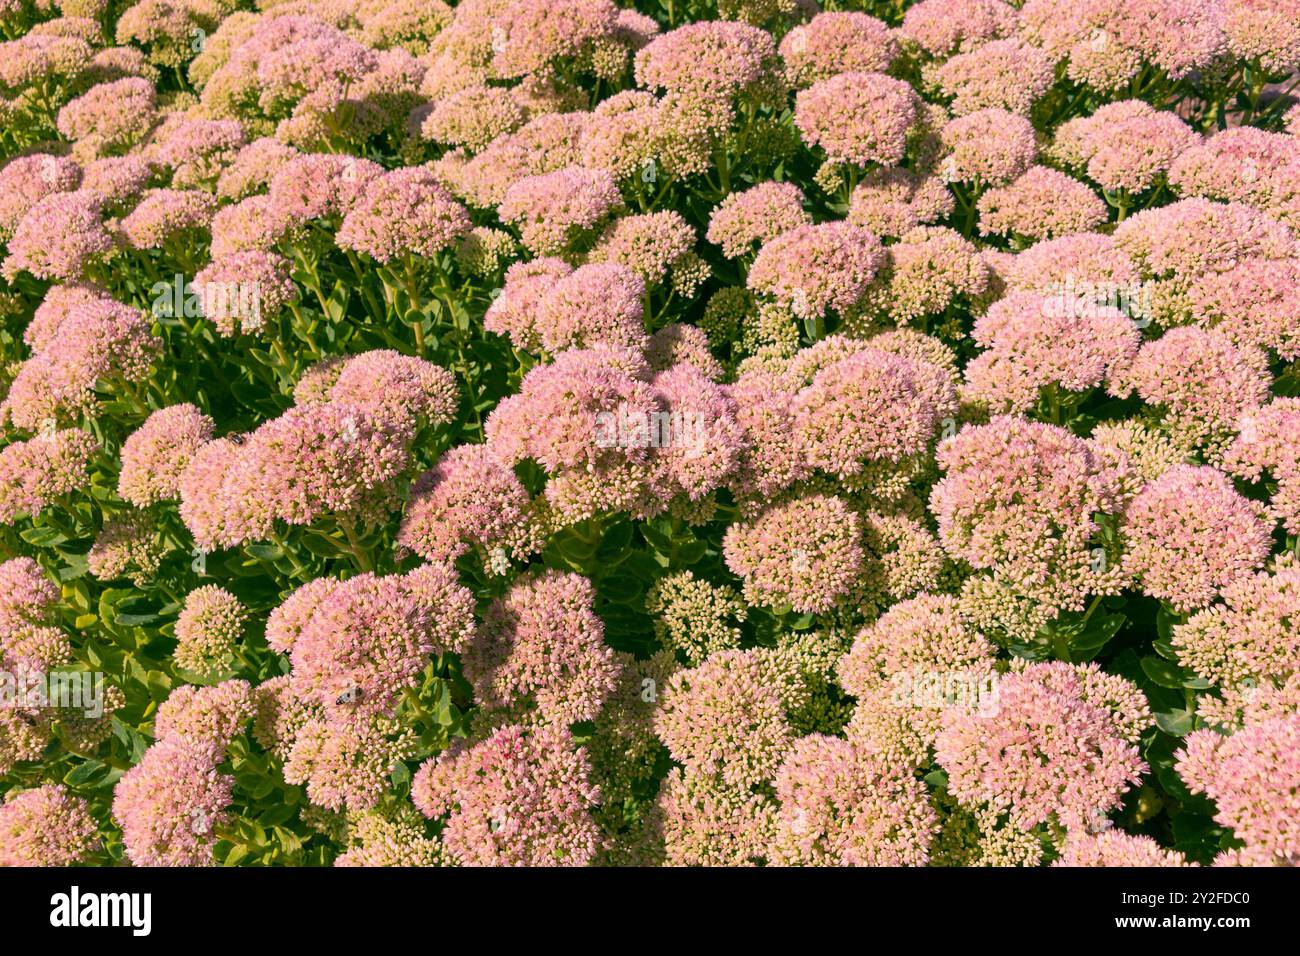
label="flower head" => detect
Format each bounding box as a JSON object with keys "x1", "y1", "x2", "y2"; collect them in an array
[{"x1": 1121, "y1": 465, "x2": 1272, "y2": 612}]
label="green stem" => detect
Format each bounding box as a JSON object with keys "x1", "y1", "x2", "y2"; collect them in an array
[
  {"x1": 340, "y1": 520, "x2": 374, "y2": 573},
  {"x1": 404, "y1": 256, "x2": 427, "y2": 357}
]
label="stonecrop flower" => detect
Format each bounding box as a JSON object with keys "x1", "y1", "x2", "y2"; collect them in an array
[
  {"x1": 3, "y1": 296, "x2": 160, "y2": 432},
  {"x1": 282, "y1": 714, "x2": 415, "y2": 814},
  {"x1": 0, "y1": 429, "x2": 99, "y2": 524},
  {"x1": 1222, "y1": 0, "x2": 1300, "y2": 75},
  {"x1": 838, "y1": 593, "x2": 997, "y2": 768},
  {"x1": 0, "y1": 785, "x2": 99, "y2": 867},
  {"x1": 645, "y1": 570, "x2": 747, "y2": 665},
  {"x1": 926, "y1": 38, "x2": 1055, "y2": 116},
  {"x1": 998, "y1": 233, "x2": 1139, "y2": 296},
  {"x1": 0, "y1": 153, "x2": 83, "y2": 241},
  {"x1": 216, "y1": 138, "x2": 300, "y2": 201},
  {"x1": 977, "y1": 166, "x2": 1108, "y2": 241},
  {"x1": 80, "y1": 155, "x2": 154, "y2": 206},
  {"x1": 462, "y1": 569, "x2": 620, "y2": 725},
  {"x1": 1108, "y1": 326, "x2": 1271, "y2": 454},
  {"x1": 707, "y1": 181, "x2": 811, "y2": 259},
  {"x1": 770, "y1": 734, "x2": 938, "y2": 867},
  {"x1": 0, "y1": 557, "x2": 59, "y2": 640},
  {"x1": 588, "y1": 209, "x2": 700, "y2": 288},
  {"x1": 1185, "y1": 257, "x2": 1300, "y2": 360},
  {"x1": 118, "y1": 404, "x2": 216, "y2": 507},
  {"x1": 336, "y1": 167, "x2": 472, "y2": 262},
  {"x1": 655, "y1": 648, "x2": 796, "y2": 789},
  {"x1": 173, "y1": 585, "x2": 248, "y2": 678},
  {"x1": 1172, "y1": 555, "x2": 1300, "y2": 695},
  {"x1": 779, "y1": 12, "x2": 897, "y2": 87},
  {"x1": 794, "y1": 72, "x2": 920, "y2": 167},
  {"x1": 1169, "y1": 127, "x2": 1300, "y2": 227},
  {"x1": 412, "y1": 722, "x2": 602, "y2": 866},
  {"x1": 935, "y1": 661, "x2": 1150, "y2": 831},
  {"x1": 178, "y1": 402, "x2": 419, "y2": 551},
  {"x1": 442, "y1": 112, "x2": 588, "y2": 207},
  {"x1": 633, "y1": 19, "x2": 778, "y2": 99},
  {"x1": 867, "y1": 225, "x2": 991, "y2": 323},
  {"x1": 111, "y1": 735, "x2": 233, "y2": 867},
  {"x1": 938, "y1": 108, "x2": 1038, "y2": 186},
  {"x1": 791, "y1": 343, "x2": 955, "y2": 481},
  {"x1": 647, "y1": 323, "x2": 723, "y2": 380},
  {"x1": 2, "y1": 190, "x2": 113, "y2": 282},
  {"x1": 533, "y1": 262, "x2": 648, "y2": 354},
  {"x1": 964, "y1": 290, "x2": 1141, "y2": 413},
  {"x1": 497, "y1": 165, "x2": 620, "y2": 254},
  {"x1": 154, "y1": 680, "x2": 256, "y2": 750},
  {"x1": 56, "y1": 77, "x2": 158, "y2": 159},
  {"x1": 1121, "y1": 465, "x2": 1272, "y2": 613},
  {"x1": 267, "y1": 153, "x2": 385, "y2": 224},
  {"x1": 725, "y1": 364, "x2": 811, "y2": 505},
  {"x1": 398, "y1": 443, "x2": 541, "y2": 565},
  {"x1": 1114, "y1": 198, "x2": 1298, "y2": 286},
  {"x1": 87, "y1": 507, "x2": 165, "y2": 585},
  {"x1": 1053, "y1": 99, "x2": 1199, "y2": 194},
  {"x1": 748, "y1": 221, "x2": 885, "y2": 319},
  {"x1": 900, "y1": 0, "x2": 1018, "y2": 57},
  {"x1": 1224, "y1": 398, "x2": 1300, "y2": 534},
  {"x1": 288, "y1": 565, "x2": 474, "y2": 720},
  {"x1": 722, "y1": 494, "x2": 865, "y2": 615},
  {"x1": 1177, "y1": 715, "x2": 1300, "y2": 862},
  {"x1": 418, "y1": 84, "x2": 528, "y2": 152},
  {"x1": 649, "y1": 765, "x2": 778, "y2": 866},
  {"x1": 848, "y1": 167, "x2": 955, "y2": 237},
  {"x1": 323, "y1": 350, "x2": 460, "y2": 428},
  {"x1": 930, "y1": 415, "x2": 1128, "y2": 625},
  {"x1": 485, "y1": 345, "x2": 660, "y2": 483},
  {"x1": 6, "y1": 0, "x2": 1300, "y2": 874},
  {"x1": 1055, "y1": 830, "x2": 1195, "y2": 867},
  {"x1": 654, "y1": 360, "x2": 746, "y2": 495},
  {"x1": 117, "y1": 187, "x2": 219, "y2": 250}
]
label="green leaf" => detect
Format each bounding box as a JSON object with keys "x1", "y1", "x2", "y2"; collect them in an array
[
  {"x1": 1153, "y1": 708, "x2": 1195, "y2": 736},
  {"x1": 596, "y1": 521, "x2": 634, "y2": 557},
  {"x1": 1152, "y1": 636, "x2": 1180, "y2": 661},
  {"x1": 300, "y1": 532, "x2": 346, "y2": 558},
  {"x1": 638, "y1": 523, "x2": 672, "y2": 554},
  {"x1": 257, "y1": 805, "x2": 297, "y2": 827},
  {"x1": 674, "y1": 540, "x2": 708, "y2": 565},
  {"x1": 245, "y1": 543, "x2": 284, "y2": 561},
  {"x1": 144, "y1": 670, "x2": 173, "y2": 701},
  {"x1": 601, "y1": 574, "x2": 643, "y2": 604},
  {"x1": 21, "y1": 526, "x2": 68, "y2": 547},
  {"x1": 63, "y1": 759, "x2": 106, "y2": 788},
  {"x1": 1068, "y1": 611, "x2": 1125, "y2": 662},
  {"x1": 556, "y1": 533, "x2": 599, "y2": 563},
  {"x1": 116, "y1": 611, "x2": 159, "y2": 626},
  {"x1": 1141, "y1": 655, "x2": 1189, "y2": 689},
  {"x1": 224, "y1": 844, "x2": 250, "y2": 867},
  {"x1": 1155, "y1": 604, "x2": 1182, "y2": 644}
]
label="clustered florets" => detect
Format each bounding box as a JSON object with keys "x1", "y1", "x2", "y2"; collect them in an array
[{"x1": 2, "y1": 0, "x2": 1299, "y2": 871}]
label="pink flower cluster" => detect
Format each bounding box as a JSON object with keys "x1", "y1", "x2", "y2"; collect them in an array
[{"x1": 4, "y1": 0, "x2": 1300, "y2": 872}]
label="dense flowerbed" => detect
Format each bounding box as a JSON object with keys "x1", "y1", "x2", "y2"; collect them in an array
[{"x1": 1, "y1": 0, "x2": 1299, "y2": 869}]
